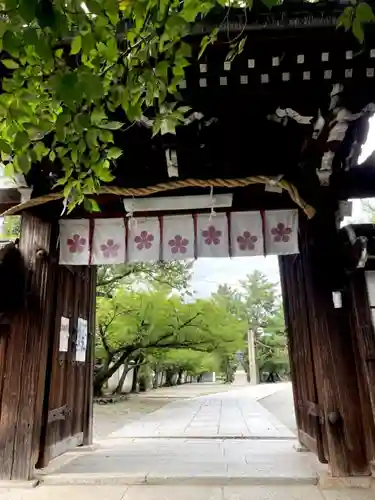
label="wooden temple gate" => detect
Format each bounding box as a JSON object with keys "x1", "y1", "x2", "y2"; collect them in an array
[
  {"x1": 0, "y1": 215, "x2": 96, "y2": 479},
  {"x1": 2, "y1": 0, "x2": 375, "y2": 484}
]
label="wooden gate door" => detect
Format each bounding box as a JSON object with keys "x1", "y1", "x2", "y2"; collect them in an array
[
  {"x1": 37, "y1": 265, "x2": 96, "y2": 468},
  {"x1": 279, "y1": 254, "x2": 327, "y2": 463}
]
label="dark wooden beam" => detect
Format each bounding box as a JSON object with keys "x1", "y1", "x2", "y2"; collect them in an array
[{"x1": 0, "y1": 189, "x2": 20, "y2": 211}]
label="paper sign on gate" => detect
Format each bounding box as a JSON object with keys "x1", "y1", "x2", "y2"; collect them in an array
[
  {"x1": 59, "y1": 316, "x2": 70, "y2": 352},
  {"x1": 76, "y1": 318, "x2": 88, "y2": 362}
]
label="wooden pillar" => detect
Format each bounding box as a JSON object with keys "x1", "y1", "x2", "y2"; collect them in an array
[
  {"x1": 0, "y1": 214, "x2": 57, "y2": 480},
  {"x1": 346, "y1": 271, "x2": 375, "y2": 465},
  {"x1": 83, "y1": 266, "x2": 97, "y2": 446},
  {"x1": 299, "y1": 209, "x2": 370, "y2": 476}
]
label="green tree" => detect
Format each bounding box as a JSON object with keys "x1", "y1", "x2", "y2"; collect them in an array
[
  {"x1": 0, "y1": 216, "x2": 21, "y2": 239},
  {"x1": 97, "y1": 261, "x2": 193, "y2": 297},
  {"x1": 212, "y1": 271, "x2": 289, "y2": 381},
  {"x1": 0, "y1": 0, "x2": 263, "y2": 211},
  {"x1": 95, "y1": 288, "x2": 243, "y2": 395}
]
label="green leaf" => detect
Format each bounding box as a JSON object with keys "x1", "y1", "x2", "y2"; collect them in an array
[
  {"x1": 82, "y1": 32, "x2": 95, "y2": 55},
  {"x1": 91, "y1": 107, "x2": 107, "y2": 125},
  {"x1": 19, "y1": 0, "x2": 38, "y2": 22},
  {"x1": 261, "y1": 0, "x2": 281, "y2": 9},
  {"x1": 353, "y1": 19, "x2": 365, "y2": 43},
  {"x1": 98, "y1": 130, "x2": 114, "y2": 143},
  {"x1": 356, "y1": 3, "x2": 375, "y2": 23},
  {"x1": 49, "y1": 151, "x2": 56, "y2": 162},
  {"x1": 86, "y1": 129, "x2": 98, "y2": 148},
  {"x1": 4, "y1": 163, "x2": 14, "y2": 177},
  {"x1": 3, "y1": 32, "x2": 19, "y2": 55},
  {"x1": 98, "y1": 121, "x2": 123, "y2": 130},
  {"x1": 0, "y1": 140, "x2": 12, "y2": 155},
  {"x1": 84, "y1": 197, "x2": 101, "y2": 212},
  {"x1": 33, "y1": 141, "x2": 49, "y2": 161},
  {"x1": 71, "y1": 35, "x2": 82, "y2": 55},
  {"x1": 81, "y1": 73, "x2": 103, "y2": 100},
  {"x1": 35, "y1": 38, "x2": 53, "y2": 60},
  {"x1": 107, "y1": 147, "x2": 122, "y2": 159},
  {"x1": 337, "y1": 8, "x2": 353, "y2": 31},
  {"x1": 14, "y1": 131, "x2": 29, "y2": 150},
  {"x1": 85, "y1": 0, "x2": 102, "y2": 14},
  {"x1": 15, "y1": 153, "x2": 31, "y2": 173},
  {"x1": 0, "y1": 20, "x2": 8, "y2": 38},
  {"x1": 2, "y1": 59, "x2": 19, "y2": 69},
  {"x1": 156, "y1": 61, "x2": 169, "y2": 79},
  {"x1": 238, "y1": 36, "x2": 247, "y2": 55}
]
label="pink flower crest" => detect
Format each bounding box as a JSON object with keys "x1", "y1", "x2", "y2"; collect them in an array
[
  {"x1": 202, "y1": 226, "x2": 222, "y2": 245},
  {"x1": 237, "y1": 231, "x2": 258, "y2": 251},
  {"x1": 100, "y1": 239, "x2": 120, "y2": 258},
  {"x1": 135, "y1": 231, "x2": 154, "y2": 250},
  {"x1": 168, "y1": 235, "x2": 189, "y2": 254},
  {"x1": 271, "y1": 223, "x2": 292, "y2": 243},
  {"x1": 67, "y1": 234, "x2": 86, "y2": 253}
]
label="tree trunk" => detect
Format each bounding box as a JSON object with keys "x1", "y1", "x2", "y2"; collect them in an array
[
  {"x1": 131, "y1": 363, "x2": 140, "y2": 393},
  {"x1": 153, "y1": 370, "x2": 160, "y2": 389},
  {"x1": 93, "y1": 348, "x2": 134, "y2": 396},
  {"x1": 165, "y1": 369, "x2": 174, "y2": 387},
  {"x1": 113, "y1": 362, "x2": 129, "y2": 395},
  {"x1": 177, "y1": 369, "x2": 184, "y2": 385}
]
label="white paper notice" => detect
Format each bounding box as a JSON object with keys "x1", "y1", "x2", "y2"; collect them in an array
[
  {"x1": 59, "y1": 317, "x2": 70, "y2": 352},
  {"x1": 76, "y1": 318, "x2": 88, "y2": 362}
]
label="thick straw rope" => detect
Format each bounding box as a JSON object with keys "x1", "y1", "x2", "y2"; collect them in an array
[{"x1": 1, "y1": 176, "x2": 316, "y2": 218}]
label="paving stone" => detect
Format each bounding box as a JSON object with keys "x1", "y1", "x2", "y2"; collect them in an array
[
  {"x1": 321, "y1": 489, "x2": 375, "y2": 500},
  {"x1": 223, "y1": 486, "x2": 324, "y2": 500},
  {"x1": 122, "y1": 486, "x2": 223, "y2": 500}
]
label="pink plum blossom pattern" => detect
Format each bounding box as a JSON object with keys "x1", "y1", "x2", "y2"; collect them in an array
[
  {"x1": 168, "y1": 235, "x2": 189, "y2": 254},
  {"x1": 134, "y1": 231, "x2": 154, "y2": 251},
  {"x1": 271, "y1": 223, "x2": 292, "y2": 243},
  {"x1": 67, "y1": 234, "x2": 86, "y2": 253},
  {"x1": 202, "y1": 226, "x2": 222, "y2": 245},
  {"x1": 100, "y1": 239, "x2": 120, "y2": 258},
  {"x1": 237, "y1": 231, "x2": 258, "y2": 251}
]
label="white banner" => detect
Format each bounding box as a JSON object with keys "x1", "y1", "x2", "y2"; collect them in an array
[
  {"x1": 197, "y1": 213, "x2": 229, "y2": 258},
  {"x1": 162, "y1": 215, "x2": 195, "y2": 261},
  {"x1": 59, "y1": 219, "x2": 90, "y2": 265},
  {"x1": 231, "y1": 212, "x2": 264, "y2": 257},
  {"x1": 264, "y1": 209, "x2": 299, "y2": 255},
  {"x1": 128, "y1": 217, "x2": 160, "y2": 262},
  {"x1": 58, "y1": 210, "x2": 299, "y2": 264},
  {"x1": 92, "y1": 218, "x2": 126, "y2": 265}
]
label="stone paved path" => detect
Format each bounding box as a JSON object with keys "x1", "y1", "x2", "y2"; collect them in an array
[
  {"x1": 109, "y1": 385, "x2": 295, "y2": 439},
  {"x1": 34, "y1": 385, "x2": 317, "y2": 485},
  {"x1": 1, "y1": 385, "x2": 374, "y2": 498}
]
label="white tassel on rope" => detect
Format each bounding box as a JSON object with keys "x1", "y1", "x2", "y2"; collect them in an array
[
  {"x1": 209, "y1": 186, "x2": 216, "y2": 220},
  {"x1": 124, "y1": 198, "x2": 137, "y2": 229},
  {"x1": 166, "y1": 149, "x2": 179, "y2": 178}
]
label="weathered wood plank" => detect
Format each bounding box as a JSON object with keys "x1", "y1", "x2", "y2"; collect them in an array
[
  {"x1": 299, "y1": 213, "x2": 369, "y2": 476},
  {"x1": 0, "y1": 214, "x2": 57, "y2": 480}
]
